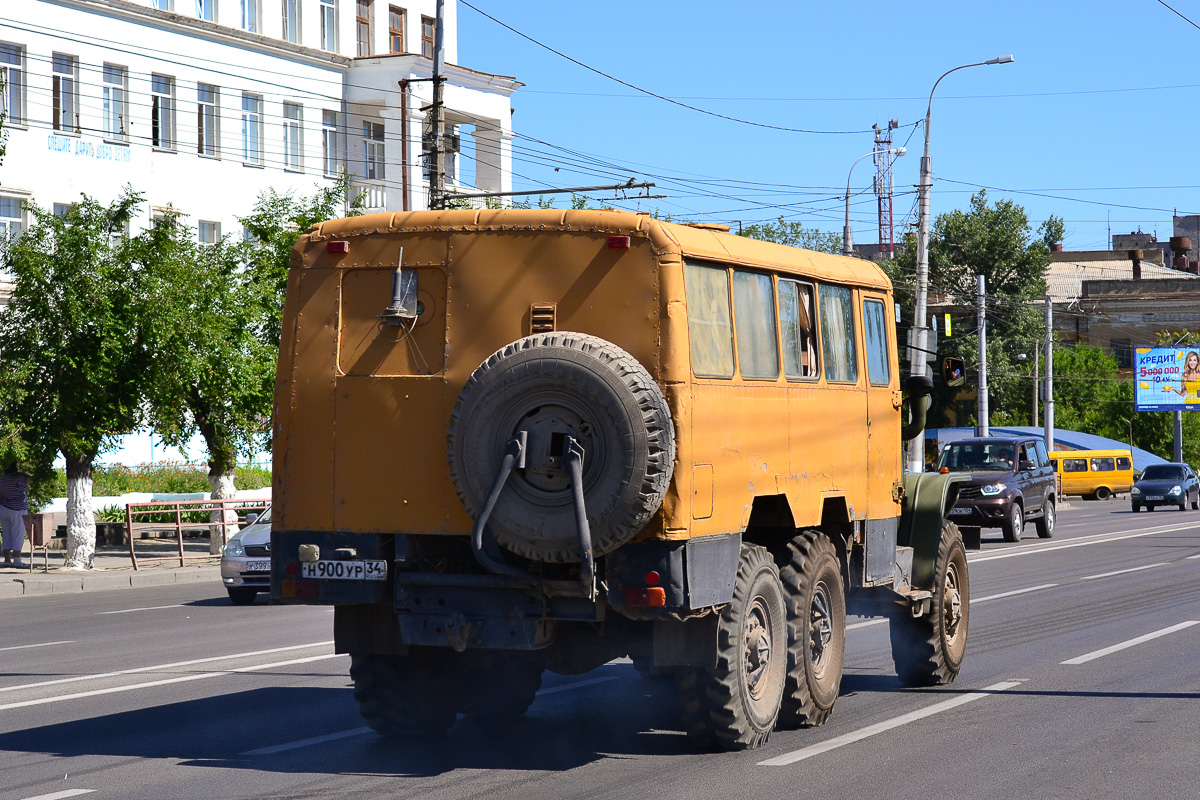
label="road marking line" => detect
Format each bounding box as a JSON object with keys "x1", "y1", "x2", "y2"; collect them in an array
[
  {"x1": 537, "y1": 675, "x2": 620, "y2": 696},
  {"x1": 1061, "y1": 621, "x2": 1200, "y2": 665},
  {"x1": 1187, "y1": 554, "x2": 1200, "y2": 560},
  {"x1": 0, "y1": 653, "x2": 344, "y2": 711},
  {"x1": 0, "y1": 641, "x2": 334, "y2": 693},
  {"x1": 1079, "y1": 563, "x2": 1167, "y2": 581},
  {"x1": 96, "y1": 604, "x2": 184, "y2": 615},
  {"x1": 242, "y1": 674, "x2": 624, "y2": 756},
  {"x1": 758, "y1": 680, "x2": 1022, "y2": 766},
  {"x1": 970, "y1": 522, "x2": 1198, "y2": 564},
  {"x1": 973, "y1": 584, "x2": 1058, "y2": 603},
  {"x1": 241, "y1": 727, "x2": 373, "y2": 755},
  {"x1": 19, "y1": 790, "x2": 95, "y2": 800},
  {"x1": 846, "y1": 619, "x2": 886, "y2": 630},
  {"x1": 0, "y1": 641, "x2": 74, "y2": 653}
]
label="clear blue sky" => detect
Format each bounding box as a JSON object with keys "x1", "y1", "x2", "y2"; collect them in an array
[{"x1": 457, "y1": 0, "x2": 1200, "y2": 251}]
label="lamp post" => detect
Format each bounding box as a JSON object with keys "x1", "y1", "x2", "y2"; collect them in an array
[
  {"x1": 844, "y1": 147, "x2": 905, "y2": 258},
  {"x1": 906, "y1": 54, "x2": 1014, "y2": 473}
]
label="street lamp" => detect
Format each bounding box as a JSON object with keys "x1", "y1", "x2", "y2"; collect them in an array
[
  {"x1": 844, "y1": 147, "x2": 905, "y2": 258},
  {"x1": 907, "y1": 54, "x2": 1014, "y2": 472}
]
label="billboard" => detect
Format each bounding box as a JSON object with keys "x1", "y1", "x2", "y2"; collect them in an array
[{"x1": 1134, "y1": 346, "x2": 1200, "y2": 411}]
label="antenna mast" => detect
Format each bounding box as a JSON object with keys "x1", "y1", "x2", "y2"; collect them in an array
[{"x1": 873, "y1": 118, "x2": 899, "y2": 259}]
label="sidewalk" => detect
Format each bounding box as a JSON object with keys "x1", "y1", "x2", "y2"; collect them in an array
[{"x1": 0, "y1": 539, "x2": 221, "y2": 598}]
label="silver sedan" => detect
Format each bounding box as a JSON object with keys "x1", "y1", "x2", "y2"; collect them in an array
[{"x1": 220, "y1": 506, "x2": 272, "y2": 604}]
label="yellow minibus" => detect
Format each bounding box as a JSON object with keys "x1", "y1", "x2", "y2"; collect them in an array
[{"x1": 1048, "y1": 449, "x2": 1135, "y2": 499}]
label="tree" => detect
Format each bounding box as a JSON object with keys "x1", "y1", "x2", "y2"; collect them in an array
[
  {"x1": 140, "y1": 215, "x2": 276, "y2": 552},
  {"x1": 885, "y1": 192, "x2": 1064, "y2": 427},
  {"x1": 739, "y1": 217, "x2": 842, "y2": 254},
  {"x1": 0, "y1": 189, "x2": 149, "y2": 568}
]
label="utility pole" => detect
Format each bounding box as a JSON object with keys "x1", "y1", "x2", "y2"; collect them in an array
[
  {"x1": 1174, "y1": 411, "x2": 1184, "y2": 462},
  {"x1": 1032, "y1": 345, "x2": 1039, "y2": 428},
  {"x1": 427, "y1": 0, "x2": 446, "y2": 210},
  {"x1": 1044, "y1": 296, "x2": 1054, "y2": 453},
  {"x1": 976, "y1": 275, "x2": 988, "y2": 436}
]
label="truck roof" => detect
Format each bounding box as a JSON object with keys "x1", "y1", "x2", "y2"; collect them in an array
[{"x1": 308, "y1": 208, "x2": 892, "y2": 290}]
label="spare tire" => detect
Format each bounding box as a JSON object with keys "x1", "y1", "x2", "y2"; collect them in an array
[{"x1": 448, "y1": 332, "x2": 675, "y2": 563}]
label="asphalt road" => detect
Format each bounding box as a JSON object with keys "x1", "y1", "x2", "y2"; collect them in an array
[{"x1": 3, "y1": 498, "x2": 1199, "y2": 800}]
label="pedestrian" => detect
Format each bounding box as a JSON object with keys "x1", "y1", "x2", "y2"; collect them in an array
[{"x1": 1, "y1": 463, "x2": 31, "y2": 568}]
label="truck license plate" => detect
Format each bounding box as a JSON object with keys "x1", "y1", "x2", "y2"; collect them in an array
[
  {"x1": 246, "y1": 560, "x2": 270, "y2": 572},
  {"x1": 300, "y1": 560, "x2": 387, "y2": 581}
]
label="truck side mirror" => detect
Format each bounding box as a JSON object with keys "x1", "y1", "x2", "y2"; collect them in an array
[{"x1": 941, "y1": 356, "x2": 965, "y2": 387}]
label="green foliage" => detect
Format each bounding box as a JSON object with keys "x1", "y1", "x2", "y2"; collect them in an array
[
  {"x1": 31, "y1": 462, "x2": 271, "y2": 510},
  {"x1": 0, "y1": 188, "x2": 149, "y2": 482},
  {"x1": 739, "y1": 217, "x2": 842, "y2": 254}
]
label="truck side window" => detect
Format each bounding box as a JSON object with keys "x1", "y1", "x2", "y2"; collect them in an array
[
  {"x1": 684, "y1": 261, "x2": 734, "y2": 378},
  {"x1": 862, "y1": 299, "x2": 890, "y2": 386},
  {"x1": 779, "y1": 279, "x2": 817, "y2": 380},
  {"x1": 819, "y1": 284, "x2": 858, "y2": 383},
  {"x1": 732, "y1": 270, "x2": 779, "y2": 380}
]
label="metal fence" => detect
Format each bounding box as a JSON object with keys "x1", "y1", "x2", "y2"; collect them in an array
[{"x1": 124, "y1": 498, "x2": 269, "y2": 569}]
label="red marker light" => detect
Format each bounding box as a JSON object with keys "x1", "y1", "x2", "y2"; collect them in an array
[
  {"x1": 644, "y1": 570, "x2": 661, "y2": 586},
  {"x1": 327, "y1": 240, "x2": 349, "y2": 253},
  {"x1": 623, "y1": 587, "x2": 667, "y2": 607},
  {"x1": 608, "y1": 235, "x2": 631, "y2": 249},
  {"x1": 285, "y1": 562, "x2": 300, "y2": 577}
]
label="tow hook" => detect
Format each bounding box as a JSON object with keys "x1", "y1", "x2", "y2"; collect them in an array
[{"x1": 911, "y1": 597, "x2": 932, "y2": 618}]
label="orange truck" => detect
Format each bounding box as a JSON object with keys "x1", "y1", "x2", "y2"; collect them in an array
[{"x1": 270, "y1": 208, "x2": 967, "y2": 750}]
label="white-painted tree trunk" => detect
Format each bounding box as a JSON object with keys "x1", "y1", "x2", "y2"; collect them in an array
[
  {"x1": 208, "y1": 470, "x2": 239, "y2": 554},
  {"x1": 65, "y1": 473, "x2": 96, "y2": 569}
]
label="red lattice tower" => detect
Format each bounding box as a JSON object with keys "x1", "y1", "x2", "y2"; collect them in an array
[{"x1": 873, "y1": 120, "x2": 899, "y2": 259}]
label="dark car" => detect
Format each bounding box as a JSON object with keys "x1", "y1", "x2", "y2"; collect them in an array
[
  {"x1": 1130, "y1": 463, "x2": 1200, "y2": 512},
  {"x1": 939, "y1": 436, "x2": 1058, "y2": 543}
]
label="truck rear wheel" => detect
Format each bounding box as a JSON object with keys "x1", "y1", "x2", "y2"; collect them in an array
[
  {"x1": 890, "y1": 522, "x2": 969, "y2": 686},
  {"x1": 677, "y1": 544, "x2": 787, "y2": 750},
  {"x1": 779, "y1": 531, "x2": 845, "y2": 728},
  {"x1": 461, "y1": 653, "x2": 543, "y2": 721},
  {"x1": 448, "y1": 332, "x2": 675, "y2": 563},
  {"x1": 350, "y1": 651, "x2": 462, "y2": 737}
]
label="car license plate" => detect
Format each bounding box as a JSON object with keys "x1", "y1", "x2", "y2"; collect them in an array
[
  {"x1": 300, "y1": 560, "x2": 387, "y2": 581},
  {"x1": 1145, "y1": 495, "x2": 1163, "y2": 501},
  {"x1": 246, "y1": 560, "x2": 270, "y2": 572},
  {"x1": 949, "y1": 507, "x2": 973, "y2": 515}
]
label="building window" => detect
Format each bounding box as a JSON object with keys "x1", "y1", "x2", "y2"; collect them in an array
[
  {"x1": 52, "y1": 53, "x2": 78, "y2": 132},
  {"x1": 197, "y1": 83, "x2": 219, "y2": 157},
  {"x1": 356, "y1": 0, "x2": 372, "y2": 56},
  {"x1": 0, "y1": 43, "x2": 25, "y2": 126},
  {"x1": 420, "y1": 14, "x2": 434, "y2": 58},
  {"x1": 283, "y1": 102, "x2": 302, "y2": 170},
  {"x1": 0, "y1": 196, "x2": 23, "y2": 240},
  {"x1": 241, "y1": 0, "x2": 260, "y2": 32},
  {"x1": 52, "y1": 203, "x2": 73, "y2": 218},
  {"x1": 241, "y1": 93, "x2": 263, "y2": 165},
  {"x1": 1111, "y1": 338, "x2": 1132, "y2": 368},
  {"x1": 152, "y1": 0, "x2": 173, "y2": 10},
  {"x1": 102, "y1": 63, "x2": 129, "y2": 141},
  {"x1": 320, "y1": 0, "x2": 337, "y2": 51},
  {"x1": 322, "y1": 110, "x2": 340, "y2": 175},
  {"x1": 196, "y1": 0, "x2": 216, "y2": 21},
  {"x1": 199, "y1": 221, "x2": 221, "y2": 244},
  {"x1": 151, "y1": 74, "x2": 176, "y2": 150},
  {"x1": 388, "y1": 6, "x2": 405, "y2": 53},
  {"x1": 363, "y1": 121, "x2": 384, "y2": 180},
  {"x1": 282, "y1": 0, "x2": 300, "y2": 42}
]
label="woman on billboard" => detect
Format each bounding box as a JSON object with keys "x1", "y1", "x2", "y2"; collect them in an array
[{"x1": 1166, "y1": 350, "x2": 1200, "y2": 402}]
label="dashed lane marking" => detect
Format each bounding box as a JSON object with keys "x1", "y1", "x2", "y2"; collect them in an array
[
  {"x1": 1078, "y1": 563, "x2": 1167, "y2": 581},
  {"x1": 1061, "y1": 621, "x2": 1200, "y2": 665},
  {"x1": 0, "y1": 641, "x2": 74, "y2": 653},
  {"x1": 96, "y1": 604, "x2": 185, "y2": 615},
  {"x1": 18, "y1": 790, "x2": 95, "y2": 800},
  {"x1": 757, "y1": 680, "x2": 1022, "y2": 766}
]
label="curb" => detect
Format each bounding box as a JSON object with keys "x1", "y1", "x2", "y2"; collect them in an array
[{"x1": 3, "y1": 566, "x2": 221, "y2": 597}]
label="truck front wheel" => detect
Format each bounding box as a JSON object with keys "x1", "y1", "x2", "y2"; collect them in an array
[
  {"x1": 779, "y1": 531, "x2": 845, "y2": 728},
  {"x1": 678, "y1": 544, "x2": 787, "y2": 750},
  {"x1": 890, "y1": 522, "x2": 969, "y2": 686}
]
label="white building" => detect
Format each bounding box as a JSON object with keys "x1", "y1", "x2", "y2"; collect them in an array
[{"x1": 0, "y1": 0, "x2": 520, "y2": 298}]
